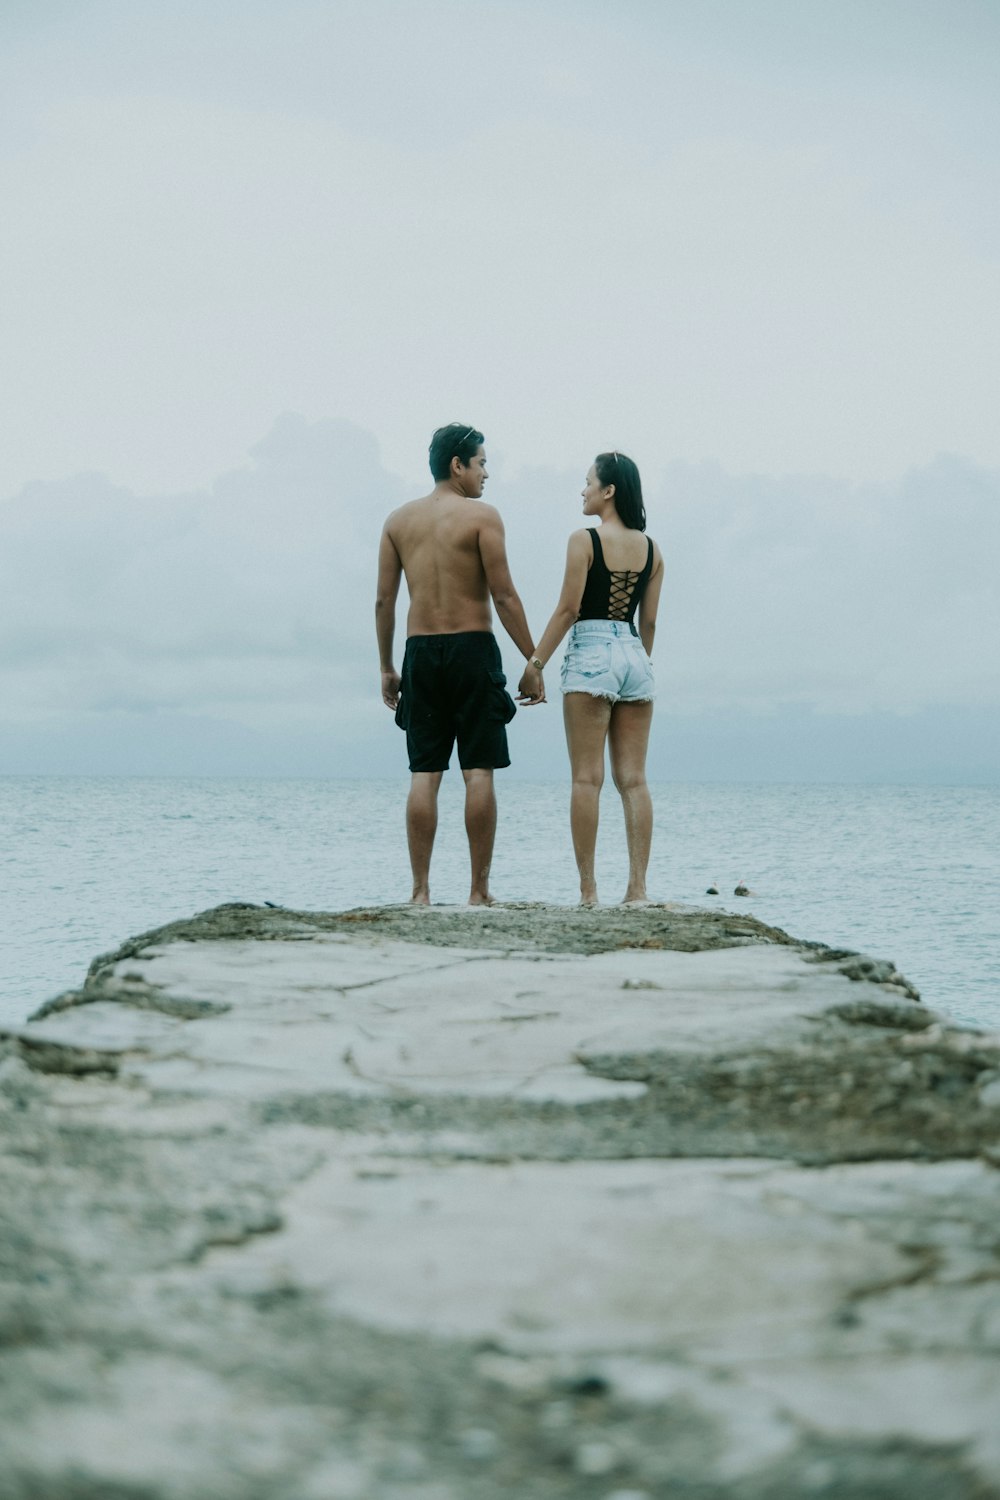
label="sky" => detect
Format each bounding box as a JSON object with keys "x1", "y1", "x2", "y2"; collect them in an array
[{"x1": 1, "y1": 0, "x2": 998, "y2": 782}]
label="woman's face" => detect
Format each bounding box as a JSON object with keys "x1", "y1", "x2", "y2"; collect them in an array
[{"x1": 581, "y1": 464, "x2": 612, "y2": 514}]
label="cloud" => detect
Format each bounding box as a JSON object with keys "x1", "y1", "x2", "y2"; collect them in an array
[
  {"x1": 1, "y1": 414, "x2": 997, "y2": 782},
  {"x1": 644, "y1": 455, "x2": 1000, "y2": 714},
  {"x1": 496, "y1": 449, "x2": 1000, "y2": 718},
  {"x1": 0, "y1": 415, "x2": 401, "y2": 726}
]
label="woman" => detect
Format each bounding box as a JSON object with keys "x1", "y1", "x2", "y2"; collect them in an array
[{"x1": 519, "y1": 452, "x2": 663, "y2": 905}]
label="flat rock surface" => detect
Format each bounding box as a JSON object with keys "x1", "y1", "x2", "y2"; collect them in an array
[{"x1": 2, "y1": 901, "x2": 999, "y2": 1499}]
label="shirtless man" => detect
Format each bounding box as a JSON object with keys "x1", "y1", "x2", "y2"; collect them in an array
[{"x1": 376, "y1": 423, "x2": 544, "y2": 905}]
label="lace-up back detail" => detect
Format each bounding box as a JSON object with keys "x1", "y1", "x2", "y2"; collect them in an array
[
  {"x1": 607, "y1": 565, "x2": 641, "y2": 620},
  {"x1": 577, "y1": 528, "x2": 654, "y2": 625}
]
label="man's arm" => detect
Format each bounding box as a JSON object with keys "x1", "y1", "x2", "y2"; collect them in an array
[
  {"x1": 375, "y1": 523, "x2": 403, "y2": 708},
  {"x1": 477, "y1": 507, "x2": 543, "y2": 701}
]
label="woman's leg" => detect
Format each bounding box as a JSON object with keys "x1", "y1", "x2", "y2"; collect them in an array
[
  {"x1": 563, "y1": 692, "x2": 613, "y2": 905},
  {"x1": 608, "y1": 701, "x2": 654, "y2": 902}
]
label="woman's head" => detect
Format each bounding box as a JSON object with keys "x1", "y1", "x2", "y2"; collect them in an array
[{"x1": 593, "y1": 451, "x2": 645, "y2": 530}]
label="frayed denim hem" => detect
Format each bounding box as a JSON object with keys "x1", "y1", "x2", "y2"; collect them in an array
[{"x1": 560, "y1": 686, "x2": 655, "y2": 704}]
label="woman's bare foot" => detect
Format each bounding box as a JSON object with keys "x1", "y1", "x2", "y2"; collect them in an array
[
  {"x1": 579, "y1": 881, "x2": 599, "y2": 907},
  {"x1": 621, "y1": 889, "x2": 648, "y2": 905}
]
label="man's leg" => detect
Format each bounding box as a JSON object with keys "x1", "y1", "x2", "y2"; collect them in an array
[
  {"x1": 563, "y1": 693, "x2": 613, "y2": 905},
  {"x1": 462, "y1": 768, "x2": 497, "y2": 906},
  {"x1": 608, "y1": 700, "x2": 654, "y2": 903},
  {"x1": 407, "y1": 770, "x2": 443, "y2": 904}
]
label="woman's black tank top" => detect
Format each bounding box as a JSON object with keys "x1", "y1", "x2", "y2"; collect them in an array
[{"x1": 577, "y1": 528, "x2": 654, "y2": 624}]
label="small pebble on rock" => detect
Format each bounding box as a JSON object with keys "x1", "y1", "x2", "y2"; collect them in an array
[
  {"x1": 540, "y1": 1400, "x2": 573, "y2": 1430},
  {"x1": 459, "y1": 1428, "x2": 498, "y2": 1461},
  {"x1": 574, "y1": 1441, "x2": 618, "y2": 1476}
]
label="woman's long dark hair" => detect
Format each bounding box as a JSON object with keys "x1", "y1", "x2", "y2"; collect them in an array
[{"x1": 595, "y1": 451, "x2": 645, "y2": 531}]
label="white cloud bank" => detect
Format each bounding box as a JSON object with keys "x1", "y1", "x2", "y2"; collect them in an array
[{"x1": 1, "y1": 414, "x2": 997, "y2": 780}]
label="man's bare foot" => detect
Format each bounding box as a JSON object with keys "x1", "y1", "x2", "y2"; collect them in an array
[
  {"x1": 410, "y1": 889, "x2": 431, "y2": 906},
  {"x1": 621, "y1": 890, "x2": 648, "y2": 905},
  {"x1": 468, "y1": 890, "x2": 496, "y2": 906}
]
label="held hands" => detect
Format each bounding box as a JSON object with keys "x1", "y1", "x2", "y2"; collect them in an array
[
  {"x1": 517, "y1": 662, "x2": 546, "y2": 705},
  {"x1": 381, "y1": 669, "x2": 401, "y2": 709}
]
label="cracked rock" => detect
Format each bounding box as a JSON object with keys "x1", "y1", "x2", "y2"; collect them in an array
[{"x1": 1, "y1": 901, "x2": 998, "y2": 1500}]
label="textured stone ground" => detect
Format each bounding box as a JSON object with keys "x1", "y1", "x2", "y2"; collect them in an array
[{"x1": 2, "y1": 902, "x2": 999, "y2": 1499}]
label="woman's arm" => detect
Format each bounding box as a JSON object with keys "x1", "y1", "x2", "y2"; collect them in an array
[
  {"x1": 517, "y1": 531, "x2": 592, "y2": 699},
  {"x1": 637, "y1": 540, "x2": 663, "y2": 657},
  {"x1": 530, "y1": 530, "x2": 593, "y2": 666}
]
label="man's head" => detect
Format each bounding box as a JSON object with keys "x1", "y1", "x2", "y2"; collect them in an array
[{"x1": 429, "y1": 423, "x2": 487, "y2": 496}]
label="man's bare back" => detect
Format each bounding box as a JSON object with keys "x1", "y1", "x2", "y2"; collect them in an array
[{"x1": 386, "y1": 491, "x2": 497, "y2": 637}]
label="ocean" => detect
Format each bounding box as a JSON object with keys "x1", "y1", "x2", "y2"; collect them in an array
[{"x1": 1, "y1": 776, "x2": 997, "y2": 1032}]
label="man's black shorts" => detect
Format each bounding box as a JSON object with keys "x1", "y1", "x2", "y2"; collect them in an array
[{"x1": 395, "y1": 632, "x2": 516, "y2": 773}]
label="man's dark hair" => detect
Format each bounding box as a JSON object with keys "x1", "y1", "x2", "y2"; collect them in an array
[
  {"x1": 595, "y1": 451, "x2": 646, "y2": 531},
  {"x1": 429, "y1": 423, "x2": 484, "y2": 482}
]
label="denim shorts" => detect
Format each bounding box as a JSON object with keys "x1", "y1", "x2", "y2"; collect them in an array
[{"x1": 560, "y1": 620, "x2": 655, "y2": 703}]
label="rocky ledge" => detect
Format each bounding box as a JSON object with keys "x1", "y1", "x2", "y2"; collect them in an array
[{"x1": 2, "y1": 902, "x2": 999, "y2": 1500}]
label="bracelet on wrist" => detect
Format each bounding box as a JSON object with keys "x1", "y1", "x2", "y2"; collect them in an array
[{"x1": 529, "y1": 656, "x2": 543, "y2": 671}]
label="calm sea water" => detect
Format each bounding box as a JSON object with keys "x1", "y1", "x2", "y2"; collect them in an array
[{"x1": 1, "y1": 777, "x2": 997, "y2": 1032}]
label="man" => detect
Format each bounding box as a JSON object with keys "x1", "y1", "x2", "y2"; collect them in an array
[{"x1": 376, "y1": 423, "x2": 544, "y2": 905}]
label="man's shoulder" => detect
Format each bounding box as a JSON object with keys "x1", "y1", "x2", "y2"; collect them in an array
[
  {"x1": 474, "y1": 499, "x2": 502, "y2": 526},
  {"x1": 386, "y1": 493, "x2": 499, "y2": 535},
  {"x1": 384, "y1": 494, "x2": 430, "y2": 530}
]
